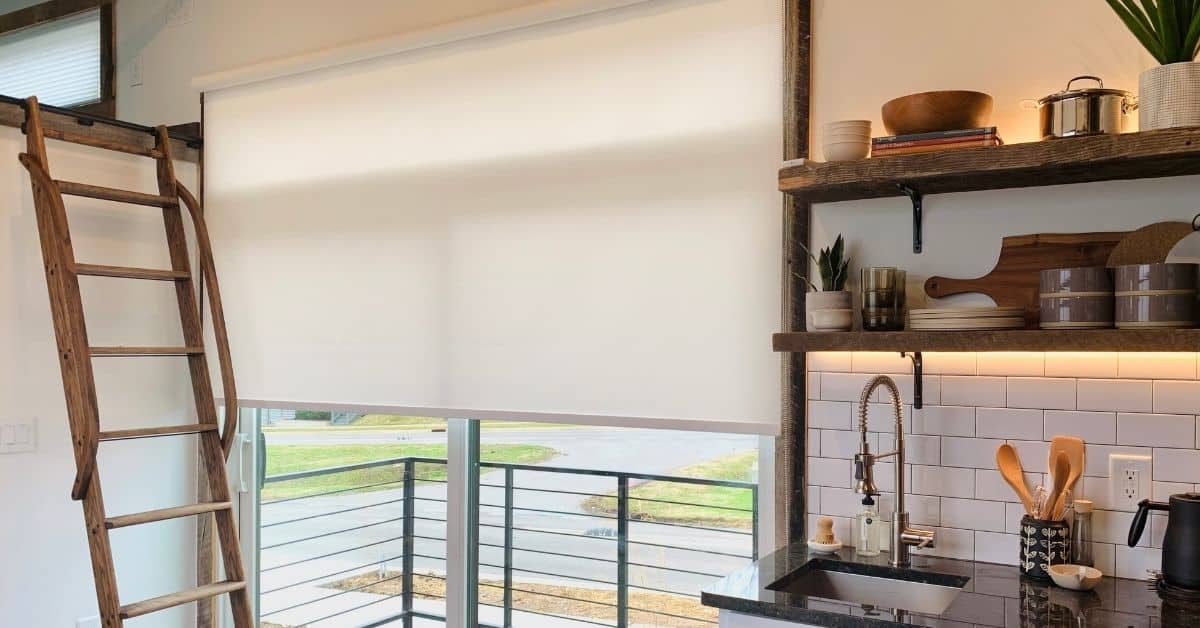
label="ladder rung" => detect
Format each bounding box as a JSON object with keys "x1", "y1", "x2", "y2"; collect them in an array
[
  {"x1": 106, "y1": 501, "x2": 232, "y2": 529},
  {"x1": 43, "y1": 127, "x2": 163, "y2": 158},
  {"x1": 75, "y1": 263, "x2": 190, "y2": 281},
  {"x1": 56, "y1": 180, "x2": 177, "y2": 207},
  {"x1": 119, "y1": 580, "x2": 246, "y2": 619},
  {"x1": 90, "y1": 346, "x2": 204, "y2": 357},
  {"x1": 99, "y1": 424, "x2": 218, "y2": 441}
]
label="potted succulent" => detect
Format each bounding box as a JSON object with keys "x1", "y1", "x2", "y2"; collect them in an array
[
  {"x1": 1107, "y1": 0, "x2": 1200, "y2": 129},
  {"x1": 799, "y1": 235, "x2": 853, "y2": 332}
]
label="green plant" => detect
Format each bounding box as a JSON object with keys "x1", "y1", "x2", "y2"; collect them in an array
[
  {"x1": 1106, "y1": 0, "x2": 1200, "y2": 64},
  {"x1": 796, "y1": 235, "x2": 850, "y2": 292}
]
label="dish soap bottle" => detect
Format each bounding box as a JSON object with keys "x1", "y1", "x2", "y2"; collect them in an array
[{"x1": 856, "y1": 495, "x2": 881, "y2": 557}]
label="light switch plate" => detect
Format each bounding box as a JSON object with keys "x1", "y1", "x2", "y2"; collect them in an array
[
  {"x1": 129, "y1": 55, "x2": 143, "y2": 86},
  {"x1": 166, "y1": 0, "x2": 194, "y2": 27},
  {"x1": 77, "y1": 617, "x2": 100, "y2": 628},
  {"x1": 0, "y1": 418, "x2": 36, "y2": 454}
]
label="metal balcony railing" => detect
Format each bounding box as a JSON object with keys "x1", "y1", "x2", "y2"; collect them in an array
[{"x1": 257, "y1": 456, "x2": 757, "y2": 627}]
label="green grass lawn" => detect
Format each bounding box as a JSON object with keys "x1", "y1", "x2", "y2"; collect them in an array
[
  {"x1": 263, "y1": 443, "x2": 558, "y2": 500},
  {"x1": 582, "y1": 450, "x2": 757, "y2": 529}
]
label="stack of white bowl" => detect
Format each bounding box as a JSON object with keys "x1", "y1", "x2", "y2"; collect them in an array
[{"x1": 821, "y1": 120, "x2": 871, "y2": 162}]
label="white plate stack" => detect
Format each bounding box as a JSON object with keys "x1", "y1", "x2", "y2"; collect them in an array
[{"x1": 908, "y1": 307, "x2": 1025, "y2": 330}]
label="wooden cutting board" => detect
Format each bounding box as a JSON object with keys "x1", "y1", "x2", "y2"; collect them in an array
[{"x1": 924, "y1": 232, "x2": 1128, "y2": 327}]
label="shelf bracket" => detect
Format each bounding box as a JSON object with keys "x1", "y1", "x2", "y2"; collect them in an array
[
  {"x1": 898, "y1": 184, "x2": 923, "y2": 254},
  {"x1": 900, "y1": 351, "x2": 923, "y2": 409}
]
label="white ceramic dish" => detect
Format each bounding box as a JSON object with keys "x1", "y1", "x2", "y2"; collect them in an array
[
  {"x1": 806, "y1": 540, "x2": 843, "y2": 554},
  {"x1": 910, "y1": 307, "x2": 1024, "y2": 317},
  {"x1": 822, "y1": 141, "x2": 870, "y2": 162},
  {"x1": 1047, "y1": 564, "x2": 1102, "y2": 591}
]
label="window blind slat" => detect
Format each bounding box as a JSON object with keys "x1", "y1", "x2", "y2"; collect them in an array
[{"x1": 0, "y1": 10, "x2": 101, "y2": 107}]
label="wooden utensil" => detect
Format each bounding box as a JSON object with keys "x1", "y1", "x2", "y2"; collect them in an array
[
  {"x1": 1048, "y1": 436, "x2": 1085, "y2": 519},
  {"x1": 1107, "y1": 221, "x2": 1196, "y2": 267},
  {"x1": 925, "y1": 232, "x2": 1128, "y2": 327},
  {"x1": 996, "y1": 443, "x2": 1036, "y2": 515},
  {"x1": 1041, "y1": 452, "x2": 1071, "y2": 520}
]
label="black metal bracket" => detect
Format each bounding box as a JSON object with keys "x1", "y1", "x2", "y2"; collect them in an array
[
  {"x1": 898, "y1": 184, "x2": 923, "y2": 254},
  {"x1": 900, "y1": 351, "x2": 923, "y2": 409}
]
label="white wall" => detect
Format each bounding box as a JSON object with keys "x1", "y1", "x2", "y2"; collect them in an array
[
  {"x1": 0, "y1": 125, "x2": 200, "y2": 626},
  {"x1": 114, "y1": 0, "x2": 547, "y2": 124}
]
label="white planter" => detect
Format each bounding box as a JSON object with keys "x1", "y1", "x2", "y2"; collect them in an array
[
  {"x1": 805, "y1": 291, "x2": 853, "y2": 332},
  {"x1": 1139, "y1": 61, "x2": 1200, "y2": 130}
]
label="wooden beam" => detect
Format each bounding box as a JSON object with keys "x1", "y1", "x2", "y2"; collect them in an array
[
  {"x1": 774, "y1": 329, "x2": 1200, "y2": 353},
  {"x1": 0, "y1": 100, "x2": 200, "y2": 163}
]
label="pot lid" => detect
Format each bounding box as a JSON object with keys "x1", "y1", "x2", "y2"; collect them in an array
[{"x1": 1038, "y1": 75, "x2": 1131, "y2": 104}]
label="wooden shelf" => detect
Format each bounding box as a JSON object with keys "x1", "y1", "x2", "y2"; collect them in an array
[
  {"x1": 773, "y1": 329, "x2": 1200, "y2": 353},
  {"x1": 779, "y1": 128, "x2": 1200, "y2": 202}
]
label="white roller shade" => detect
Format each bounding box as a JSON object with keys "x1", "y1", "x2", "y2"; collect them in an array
[
  {"x1": 0, "y1": 10, "x2": 101, "y2": 107},
  {"x1": 204, "y1": 0, "x2": 781, "y2": 434}
]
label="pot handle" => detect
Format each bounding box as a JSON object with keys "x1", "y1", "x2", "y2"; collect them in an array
[
  {"x1": 1128, "y1": 498, "x2": 1170, "y2": 547},
  {"x1": 1066, "y1": 75, "x2": 1104, "y2": 90}
]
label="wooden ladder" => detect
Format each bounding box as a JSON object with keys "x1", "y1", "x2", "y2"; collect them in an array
[{"x1": 17, "y1": 97, "x2": 252, "y2": 628}]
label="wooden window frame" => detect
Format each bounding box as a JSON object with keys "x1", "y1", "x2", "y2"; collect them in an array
[{"x1": 0, "y1": 0, "x2": 116, "y2": 117}]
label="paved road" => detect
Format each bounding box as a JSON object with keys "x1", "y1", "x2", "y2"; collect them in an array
[{"x1": 258, "y1": 427, "x2": 757, "y2": 626}]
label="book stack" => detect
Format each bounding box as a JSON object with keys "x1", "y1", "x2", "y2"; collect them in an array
[{"x1": 871, "y1": 127, "x2": 1002, "y2": 157}]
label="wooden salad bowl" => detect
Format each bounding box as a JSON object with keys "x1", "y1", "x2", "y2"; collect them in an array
[{"x1": 881, "y1": 90, "x2": 993, "y2": 135}]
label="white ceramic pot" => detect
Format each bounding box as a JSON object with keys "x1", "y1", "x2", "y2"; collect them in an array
[
  {"x1": 805, "y1": 291, "x2": 853, "y2": 332},
  {"x1": 1139, "y1": 61, "x2": 1200, "y2": 130}
]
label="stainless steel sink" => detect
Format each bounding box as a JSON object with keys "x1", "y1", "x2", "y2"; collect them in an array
[{"x1": 769, "y1": 561, "x2": 969, "y2": 616}]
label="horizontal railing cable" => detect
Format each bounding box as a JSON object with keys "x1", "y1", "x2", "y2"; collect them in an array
[
  {"x1": 262, "y1": 535, "x2": 405, "y2": 572},
  {"x1": 261, "y1": 514, "x2": 408, "y2": 550},
  {"x1": 262, "y1": 496, "x2": 407, "y2": 528}
]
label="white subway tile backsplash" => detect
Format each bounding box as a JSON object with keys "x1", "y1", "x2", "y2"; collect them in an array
[
  {"x1": 1078, "y1": 379, "x2": 1153, "y2": 413},
  {"x1": 1007, "y1": 440, "x2": 1050, "y2": 474},
  {"x1": 913, "y1": 406, "x2": 975, "y2": 437},
  {"x1": 1154, "y1": 448, "x2": 1200, "y2": 483},
  {"x1": 974, "y1": 531, "x2": 1019, "y2": 565},
  {"x1": 1044, "y1": 352, "x2": 1118, "y2": 378},
  {"x1": 852, "y1": 352, "x2": 912, "y2": 374},
  {"x1": 977, "y1": 352, "x2": 1044, "y2": 377},
  {"x1": 942, "y1": 437, "x2": 1003, "y2": 469},
  {"x1": 1115, "y1": 545, "x2": 1161, "y2": 580},
  {"x1": 821, "y1": 372, "x2": 875, "y2": 401},
  {"x1": 1153, "y1": 380, "x2": 1200, "y2": 414},
  {"x1": 942, "y1": 376, "x2": 1006, "y2": 407},
  {"x1": 1008, "y1": 377, "x2": 1076, "y2": 410},
  {"x1": 1117, "y1": 413, "x2": 1195, "y2": 448},
  {"x1": 1044, "y1": 410, "x2": 1116, "y2": 444},
  {"x1": 941, "y1": 498, "x2": 1006, "y2": 532},
  {"x1": 976, "y1": 408, "x2": 1043, "y2": 440},
  {"x1": 924, "y1": 352, "x2": 976, "y2": 376},
  {"x1": 809, "y1": 351, "x2": 851, "y2": 372},
  {"x1": 912, "y1": 465, "x2": 974, "y2": 498},
  {"x1": 807, "y1": 353, "x2": 1200, "y2": 580},
  {"x1": 809, "y1": 400, "x2": 851, "y2": 429},
  {"x1": 1118, "y1": 352, "x2": 1197, "y2": 380}
]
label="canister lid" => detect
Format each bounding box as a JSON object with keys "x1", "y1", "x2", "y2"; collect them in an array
[{"x1": 1073, "y1": 499, "x2": 1094, "y2": 514}]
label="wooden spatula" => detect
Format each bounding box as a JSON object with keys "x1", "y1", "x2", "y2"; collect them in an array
[
  {"x1": 1048, "y1": 435, "x2": 1085, "y2": 519},
  {"x1": 996, "y1": 443, "x2": 1036, "y2": 515},
  {"x1": 1042, "y1": 452, "x2": 1071, "y2": 520}
]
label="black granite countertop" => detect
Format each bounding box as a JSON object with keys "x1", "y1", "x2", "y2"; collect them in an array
[{"x1": 701, "y1": 543, "x2": 1200, "y2": 627}]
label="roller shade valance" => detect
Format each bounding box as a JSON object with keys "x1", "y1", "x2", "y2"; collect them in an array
[{"x1": 204, "y1": 0, "x2": 782, "y2": 434}]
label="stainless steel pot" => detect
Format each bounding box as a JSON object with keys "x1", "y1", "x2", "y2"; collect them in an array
[{"x1": 1034, "y1": 76, "x2": 1136, "y2": 139}]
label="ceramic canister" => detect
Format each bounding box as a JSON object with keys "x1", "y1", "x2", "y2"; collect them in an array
[
  {"x1": 1115, "y1": 263, "x2": 1200, "y2": 328},
  {"x1": 1020, "y1": 515, "x2": 1070, "y2": 581},
  {"x1": 1039, "y1": 267, "x2": 1114, "y2": 329}
]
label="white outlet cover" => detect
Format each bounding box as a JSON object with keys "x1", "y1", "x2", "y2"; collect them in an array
[{"x1": 1109, "y1": 453, "x2": 1152, "y2": 512}]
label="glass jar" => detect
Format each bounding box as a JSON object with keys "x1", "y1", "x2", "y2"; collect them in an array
[
  {"x1": 861, "y1": 267, "x2": 906, "y2": 331},
  {"x1": 1071, "y1": 499, "x2": 1094, "y2": 567}
]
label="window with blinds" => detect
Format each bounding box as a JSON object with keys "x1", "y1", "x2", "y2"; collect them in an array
[{"x1": 0, "y1": 9, "x2": 102, "y2": 107}]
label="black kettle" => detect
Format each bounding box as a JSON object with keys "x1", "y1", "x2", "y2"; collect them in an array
[{"x1": 1128, "y1": 493, "x2": 1200, "y2": 589}]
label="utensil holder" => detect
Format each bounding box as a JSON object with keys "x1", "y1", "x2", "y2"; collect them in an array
[{"x1": 1020, "y1": 515, "x2": 1070, "y2": 581}]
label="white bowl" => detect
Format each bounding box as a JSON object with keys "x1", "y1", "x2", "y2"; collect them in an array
[
  {"x1": 822, "y1": 131, "x2": 873, "y2": 141},
  {"x1": 822, "y1": 140, "x2": 870, "y2": 162},
  {"x1": 807, "y1": 540, "x2": 843, "y2": 554},
  {"x1": 823, "y1": 119, "x2": 871, "y2": 130},
  {"x1": 1047, "y1": 564, "x2": 1103, "y2": 591}
]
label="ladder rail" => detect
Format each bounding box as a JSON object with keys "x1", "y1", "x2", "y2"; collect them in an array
[{"x1": 177, "y1": 181, "x2": 239, "y2": 456}]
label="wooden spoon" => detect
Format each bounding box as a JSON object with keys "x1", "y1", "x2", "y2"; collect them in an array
[
  {"x1": 996, "y1": 443, "x2": 1036, "y2": 515},
  {"x1": 1048, "y1": 436, "x2": 1085, "y2": 519},
  {"x1": 1041, "y1": 452, "x2": 1071, "y2": 520}
]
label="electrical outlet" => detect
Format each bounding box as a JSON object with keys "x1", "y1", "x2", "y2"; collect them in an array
[
  {"x1": 76, "y1": 616, "x2": 100, "y2": 628},
  {"x1": 129, "y1": 55, "x2": 143, "y2": 87},
  {"x1": 1109, "y1": 453, "x2": 1152, "y2": 511}
]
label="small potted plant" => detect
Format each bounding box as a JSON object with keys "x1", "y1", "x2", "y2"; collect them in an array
[
  {"x1": 1107, "y1": 0, "x2": 1200, "y2": 130},
  {"x1": 800, "y1": 235, "x2": 853, "y2": 331}
]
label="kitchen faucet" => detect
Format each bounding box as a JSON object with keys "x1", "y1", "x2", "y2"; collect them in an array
[{"x1": 853, "y1": 374, "x2": 935, "y2": 568}]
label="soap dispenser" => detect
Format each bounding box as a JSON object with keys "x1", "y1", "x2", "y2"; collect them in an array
[{"x1": 856, "y1": 495, "x2": 881, "y2": 557}]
